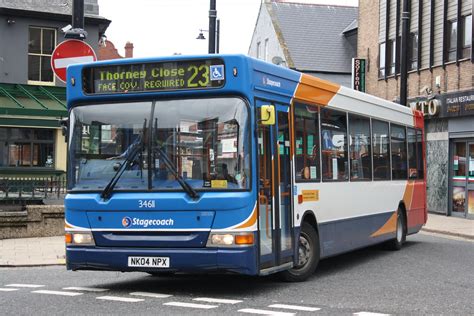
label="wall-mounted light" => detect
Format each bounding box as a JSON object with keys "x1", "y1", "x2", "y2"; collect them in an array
[
  {"x1": 6, "y1": 18, "x2": 15, "y2": 25},
  {"x1": 98, "y1": 34, "x2": 107, "y2": 47}
]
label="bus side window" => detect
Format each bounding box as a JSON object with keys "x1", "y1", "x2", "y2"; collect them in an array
[
  {"x1": 416, "y1": 129, "x2": 424, "y2": 179},
  {"x1": 391, "y1": 124, "x2": 408, "y2": 180},
  {"x1": 372, "y1": 120, "x2": 390, "y2": 180},
  {"x1": 348, "y1": 114, "x2": 372, "y2": 181},
  {"x1": 321, "y1": 108, "x2": 348, "y2": 181},
  {"x1": 293, "y1": 103, "x2": 320, "y2": 182},
  {"x1": 407, "y1": 128, "x2": 417, "y2": 179}
]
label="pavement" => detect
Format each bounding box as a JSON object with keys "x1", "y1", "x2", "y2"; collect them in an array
[{"x1": 0, "y1": 213, "x2": 472, "y2": 267}]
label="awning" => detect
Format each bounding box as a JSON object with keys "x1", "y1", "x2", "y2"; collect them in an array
[{"x1": 0, "y1": 83, "x2": 67, "y2": 128}]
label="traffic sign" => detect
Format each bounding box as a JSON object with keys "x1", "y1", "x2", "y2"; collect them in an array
[{"x1": 51, "y1": 39, "x2": 97, "y2": 83}]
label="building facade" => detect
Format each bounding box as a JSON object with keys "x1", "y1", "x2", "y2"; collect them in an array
[
  {"x1": 0, "y1": 0, "x2": 109, "y2": 177},
  {"x1": 248, "y1": 0, "x2": 358, "y2": 87},
  {"x1": 358, "y1": 0, "x2": 473, "y2": 218}
]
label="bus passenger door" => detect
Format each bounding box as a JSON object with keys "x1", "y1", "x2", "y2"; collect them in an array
[{"x1": 257, "y1": 101, "x2": 293, "y2": 272}]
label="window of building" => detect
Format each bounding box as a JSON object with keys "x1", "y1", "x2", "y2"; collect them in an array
[
  {"x1": 349, "y1": 114, "x2": 372, "y2": 181},
  {"x1": 0, "y1": 127, "x2": 55, "y2": 168},
  {"x1": 391, "y1": 124, "x2": 407, "y2": 180},
  {"x1": 447, "y1": 20, "x2": 458, "y2": 62},
  {"x1": 28, "y1": 27, "x2": 56, "y2": 84},
  {"x1": 256, "y1": 41, "x2": 261, "y2": 59},
  {"x1": 372, "y1": 120, "x2": 390, "y2": 180},
  {"x1": 462, "y1": 15, "x2": 472, "y2": 59},
  {"x1": 294, "y1": 103, "x2": 320, "y2": 182},
  {"x1": 409, "y1": 32, "x2": 418, "y2": 70},
  {"x1": 379, "y1": 42, "x2": 386, "y2": 78},
  {"x1": 387, "y1": 39, "x2": 396, "y2": 76},
  {"x1": 264, "y1": 38, "x2": 269, "y2": 61},
  {"x1": 321, "y1": 108, "x2": 348, "y2": 181}
]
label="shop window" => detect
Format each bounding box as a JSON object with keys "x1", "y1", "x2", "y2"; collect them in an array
[
  {"x1": 462, "y1": 15, "x2": 472, "y2": 59},
  {"x1": 321, "y1": 108, "x2": 348, "y2": 181},
  {"x1": 349, "y1": 114, "x2": 372, "y2": 181},
  {"x1": 407, "y1": 128, "x2": 417, "y2": 178},
  {"x1": 408, "y1": 32, "x2": 418, "y2": 70},
  {"x1": 372, "y1": 120, "x2": 390, "y2": 180},
  {"x1": 294, "y1": 103, "x2": 320, "y2": 182},
  {"x1": 378, "y1": 42, "x2": 386, "y2": 78},
  {"x1": 28, "y1": 27, "x2": 56, "y2": 84},
  {"x1": 446, "y1": 20, "x2": 458, "y2": 62},
  {"x1": 0, "y1": 127, "x2": 55, "y2": 168},
  {"x1": 391, "y1": 124, "x2": 407, "y2": 180}
]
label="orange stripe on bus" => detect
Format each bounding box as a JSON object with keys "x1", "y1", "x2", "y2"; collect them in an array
[
  {"x1": 294, "y1": 74, "x2": 340, "y2": 106},
  {"x1": 403, "y1": 182, "x2": 415, "y2": 210},
  {"x1": 370, "y1": 211, "x2": 398, "y2": 237},
  {"x1": 235, "y1": 204, "x2": 258, "y2": 229}
]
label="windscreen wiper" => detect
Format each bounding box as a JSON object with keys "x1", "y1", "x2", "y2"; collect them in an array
[
  {"x1": 152, "y1": 118, "x2": 199, "y2": 200},
  {"x1": 153, "y1": 145, "x2": 199, "y2": 199},
  {"x1": 101, "y1": 119, "x2": 147, "y2": 200}
]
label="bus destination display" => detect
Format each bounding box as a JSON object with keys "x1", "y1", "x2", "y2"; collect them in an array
[{"x1": 83, "y1": 59, "x2": 225, "y2": 94}]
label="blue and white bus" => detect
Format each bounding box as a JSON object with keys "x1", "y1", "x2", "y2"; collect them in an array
[{"x1": 65, "y1": 55, "x2": 426, "y2": 281}]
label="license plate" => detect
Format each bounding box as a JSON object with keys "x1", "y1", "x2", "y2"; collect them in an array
[{"x1": 127, "y1": 256, "x2": 170, "y2": 268}]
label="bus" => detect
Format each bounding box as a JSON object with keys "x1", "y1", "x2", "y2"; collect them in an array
[{"x1": 64, "y1": 54, "x2": 426, "y2": 282}]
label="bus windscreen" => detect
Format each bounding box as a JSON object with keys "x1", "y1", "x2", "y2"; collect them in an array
[{"x1": 82, "y1": 59, "x2": 225, "y2": 94}]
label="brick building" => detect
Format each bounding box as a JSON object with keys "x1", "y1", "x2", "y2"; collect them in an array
[
  {"x1": 358, "y1": 0, "x2": 473, "y2": 219},
  {"x1": 98, "y1": 40, "x2": 134, "y2": 60}
]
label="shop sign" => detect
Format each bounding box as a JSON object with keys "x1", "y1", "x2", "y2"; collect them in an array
[
  {"x1": 351, "y1": 58, "x2": 366, "y2": 92},
  {"x1": 409, "y1": 89, "x2": 474, "y2": 119},
  {"x1": 441, "y1": 90, "x2": 474, "y2": 118}
]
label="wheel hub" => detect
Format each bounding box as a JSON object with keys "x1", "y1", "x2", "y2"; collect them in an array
[{"x1": 297, "y1": 234, "x2": 311, "y2": 268}]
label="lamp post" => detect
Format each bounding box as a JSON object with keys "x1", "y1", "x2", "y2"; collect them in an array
[
  {"x1": 208, "y1": 0, "x2": 217, "y2": 54},
  {"x1": 196, "y1": 19, "x2": 220, "y2": 54}
]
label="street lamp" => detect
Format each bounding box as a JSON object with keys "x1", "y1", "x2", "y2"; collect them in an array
[{"x1": 196, "y1": 19, "x2": 220, "y2": 53}]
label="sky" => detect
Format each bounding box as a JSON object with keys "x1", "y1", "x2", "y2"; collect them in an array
[{"x1": 98, "y1": 0, "x2": 358, "y2": 58}]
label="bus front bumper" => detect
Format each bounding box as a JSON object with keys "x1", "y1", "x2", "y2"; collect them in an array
[{"x1": 66, "y1": 246, "x2": 258, "y2": 275}]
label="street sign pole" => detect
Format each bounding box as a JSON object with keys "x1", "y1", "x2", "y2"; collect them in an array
[{"x1": 65, "y1": 0, "x2": 87, "y2": 40}]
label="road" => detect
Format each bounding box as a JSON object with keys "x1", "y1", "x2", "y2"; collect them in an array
[{"x1": 1, "y1": 233, "x2": 473, "y2": 315}]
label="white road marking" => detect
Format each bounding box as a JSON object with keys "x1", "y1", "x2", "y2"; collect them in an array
[
  {"x1": 163, "y1": 302, "x2": 218, "y2": 309},
  {"x1": 63, "y1": 287, "x2": 108, "y2": 292},
  {"x1": 96, "y1": 296, "x2": 144, "y2": 303},
  {"x1": 193, "y1": 297, "x2": 243, "y2": 304},
  {"x1": 32, "y1": 290, "x2": 83, "y2": 297},
  {"x1": 54, "y1": 56, "x2": 95, "y2": 69},
  {"x1": 238, "y1": 308, "x2": 295, "y2": 316},
  {"x1": 130, "y1": 291, "x2": 172, "y2": 298},
  {"x1": 6, "y1": 284, "x2": 44, "y2": 288},
  {"x1": 0, "y1": 288, "x2": 18, "y2": 292},
  {"x1": 268, "y1": 304, "x2": 321, "y2": 311},
  {"x1": 354, "y1": 313, "x2": 390, "y2": 316}
]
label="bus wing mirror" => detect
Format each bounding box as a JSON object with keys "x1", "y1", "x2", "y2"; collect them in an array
[
  {"x1": 260, "y1": 105, "x2": 275, "y2": 125},
  {"x1": 60, "y1": 117, "x2": 69, "y2": 142}
]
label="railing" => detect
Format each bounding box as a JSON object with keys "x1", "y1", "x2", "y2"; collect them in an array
[{"x1": 0, "y1": 177, "x2": 67, "y2": 203}]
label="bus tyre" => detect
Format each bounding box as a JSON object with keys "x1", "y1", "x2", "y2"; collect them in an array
[
  {"x1": 387, "y1": 208, "x2": 406, "y2": 250},
  {"x1": 279, "y1": 222, "x2": 319, "y2": 282}
]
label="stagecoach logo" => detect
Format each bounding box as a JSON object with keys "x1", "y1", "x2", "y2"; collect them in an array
[
  {"x1": 121, "y1": 216, "x2": 175, "y2": 228},
  {"x1": 122, "y1": 216, "x2": 132, "y2": 228},
  {"x1": 262, "y1": 76, "x2": 281, "y2": 88}
]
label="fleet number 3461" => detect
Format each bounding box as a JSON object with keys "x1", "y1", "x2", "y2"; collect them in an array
[{"x1": 138, "y1": 200, "x2": 155, "y2": 208}]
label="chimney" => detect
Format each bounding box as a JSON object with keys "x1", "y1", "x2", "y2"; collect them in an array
[{"x1": 124, "y1": 42, "x2": 134, "y2": 58}]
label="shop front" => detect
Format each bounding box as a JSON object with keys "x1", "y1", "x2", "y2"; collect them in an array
[{"x1": 411, "y1": 88, "x2": 474, "y2": 219}]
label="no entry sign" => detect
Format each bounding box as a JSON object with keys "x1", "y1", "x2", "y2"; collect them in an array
[{"x1": 51, "y1": 39, "x2": 97, "y2": 83}]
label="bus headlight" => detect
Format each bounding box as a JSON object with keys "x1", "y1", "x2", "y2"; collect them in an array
[
  {"x1": 65, "y1": 232, "x2": 95, "y2": 246},
  {"x1": 208, "y1": 232, "x2": 254, "y2": 247}
]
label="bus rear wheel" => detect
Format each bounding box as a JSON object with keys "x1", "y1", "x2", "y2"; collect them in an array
[
  {"x1": 387, "y1": 208, "x2": 406, "y2": 250},
  {"x1": 279, "y1": 222, "x2": 319, "y2": 282}
]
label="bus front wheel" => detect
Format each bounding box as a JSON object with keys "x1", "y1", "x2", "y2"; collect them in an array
[{"x1": 279, "y1": 222, "x2": 319, "y2": 282}]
